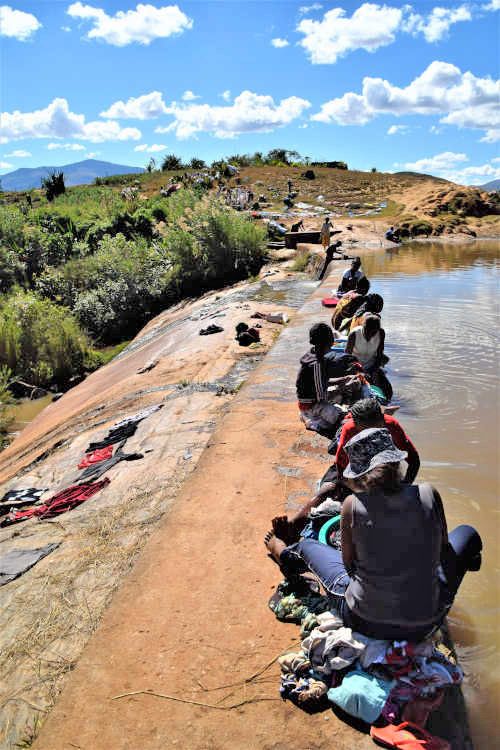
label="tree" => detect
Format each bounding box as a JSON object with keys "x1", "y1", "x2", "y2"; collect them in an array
[
  {"x1": 161, "y1": 154, "x2": 183, "y2": 171},
  {"x1": 42, "y1": 171, "x2": 66, "y2": 201},
  {"x1": 371, "y1": 167, "x2": 377, "y2": 173},
  {"x1": 146, "y1": 157, "x2": 156, "y2": 172},
  {"x1": 190, "y1": 157, "x2": 206, "y2": 169}
]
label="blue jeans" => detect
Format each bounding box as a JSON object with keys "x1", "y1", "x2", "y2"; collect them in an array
[{"x1": 281, "y1": 525, "x2": 482, "y2": 641}]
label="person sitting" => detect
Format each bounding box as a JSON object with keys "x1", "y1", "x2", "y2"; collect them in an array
[
  {"x1": 348, "y1": 293, "x2": 384, "y2": 331},
  {"x1": 331, "y1": 278, "x2": 371, "y2": 331},
  {"x1": 265, "y1": 427, "x2": 482, "y2": 642},
  {"x1": 385, "y1": 226, "x2": 401, "y2": 243},
  {"x1": 336, "y1": 257, "x2": 365, "y2": 296},
  {"x1": 296, "y1": 323, "x2": 355, "y2": 437},
  {"x1": 335, "y1": 398, "x2": 420, "y2": 483},
  {"x1": 345, "y1": 315, "x2": 392, "y2": 399},
  {"x1": 235, "y1": 322, "x2": 260, "y2": 347},
  {"x1": 291, "y1": 219, "x2": 304, "y2": 233}
]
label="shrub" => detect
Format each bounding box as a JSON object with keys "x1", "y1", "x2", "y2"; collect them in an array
[
  {"x1": 0, "y1": 246, "x2": 24, "y2": 292},
  {"x1": 42, "y1": 171, "x2": 66, "y2": 202},
  {"x1": 0, "y1": 365, "x2": 14, "y2": 449},
  {"x1": 0, "y1": 290, "x2": 92, "y2": 388},
  {"x1": 161, "y1": 154, "x2": 183, "y2": 171},
  {"x1": 190, "y1": 157, "x2": 206, "y2": 169}
]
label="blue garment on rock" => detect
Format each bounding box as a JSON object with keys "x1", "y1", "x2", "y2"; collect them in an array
[{"x1": 327, "y1": 666, "x2": 395, "y2": 724}]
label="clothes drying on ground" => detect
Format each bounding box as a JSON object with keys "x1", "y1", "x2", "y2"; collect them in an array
[
  {"x1": 199, "y1": 324, "x2": 224, "y2": 335},
  {"x1": 327, "y1": 666, "x2": 395, "y2": 724},
  {"x1": 302, "y1": 619, "x2": 367, "y2": 676},
  {"x1": 112, "y1": 403, "x2": 163, "y2": 430},
  {"x1": 1, "y1": 480, "x2": 110, "y2": 526},
  {"x1": 0, "y1": 488, "x2": 47, "y2": 512},
  {"x1": 85, "y1": 422, "x2": 137, "y2": 453},
  {"x1": 78, "y1": 441, "x2": 143, "y2": 482},
  {"x1": 0, "y1": 543, "x2": 60, "y2": 586},
  {"x1": 78, "y1": 445, "x2": 114, "y2": 469}
]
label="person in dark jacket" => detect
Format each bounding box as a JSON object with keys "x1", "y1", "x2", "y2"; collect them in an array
[{"x1": 296, "y1": 323, "x2": 359, "y2": 436}]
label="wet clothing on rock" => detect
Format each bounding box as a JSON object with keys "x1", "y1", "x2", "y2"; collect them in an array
[
  {"x1": 0, "y1": 543, "x2": 60, "y2": 586},
  {"x1": 199, "y1": 324, "x2": 224, "y2": 335},
  {"x1": 78, "y1": 445, "x2": 113, "y2": 470},
  {"x1": 1, "y1": 479, "x2": 110, "y2": 526},
  {"x1": 85, "y1": 422, "x2": 138, "y2": 453},
  {"x1": 0, "y1": 488, "x2": 47, "y2": 513},
  {"x1": 112, "y1": 404, "x2": 163, "y2": 430},
  {"x1": 78, "y1": 441, "x2": 143, "y2": 482}
]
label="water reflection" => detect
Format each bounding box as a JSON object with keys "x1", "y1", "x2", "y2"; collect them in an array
[{"x1": 362, "y1": 240, "x2": 499, "y2": 748}]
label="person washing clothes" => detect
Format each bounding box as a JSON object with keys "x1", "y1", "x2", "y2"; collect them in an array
[
  {"x1": 337, "y1": 257, "x2": 365, "y2": 296},
  {"x1": 345, "y1": 315, "x2": 392, "y2": 400},
  {"x1": 265, "y1": 427, "x2": 482, "y2": 642}
]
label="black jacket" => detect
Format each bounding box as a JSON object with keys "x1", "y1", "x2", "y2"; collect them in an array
[{"x1": 296, "y1": 348, "x2": 360, "y2": 406}]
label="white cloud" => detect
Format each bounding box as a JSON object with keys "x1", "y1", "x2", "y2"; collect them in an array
[
  {"x1": 297, "y1": 4, "x2": 476, "y2": 64},
  {"x1": 1, "y1": 98, "x2": 142, "y2": 143},
  {"x1": 480, "y1": 128, "x2": 500, "y2": 142},
  {"x1": 4, "y1": 148, "x2": 31, "y2": 157},
  {"x1": 67, "y1": 2, "x2": 193, "y2": 46},
  {"x1": 0, "y1": 5, "x2": 41, "y2": 40},
  {"x1": 429, "y1": 124, "x2": 442, "y2": 134},
  {"x1": 101, "y1": 91, "x2": 168, "y2": 119},
  {"x1": 181, "y1": 90, "x2": 199, "y2": 101},
  {"x1": 402, "y1": 152, "x2": 500, "y2": 184},
  {"x1": 61, "y1": 25, "x2": 71, "y2": 32},
  {"x1": 483, "y1": 1, "x2": 500, "y2": 10},
  {"x1": 220, "y1": 90, "x2": 231, "y2": 102},
  {"x1": 85, "y1": 151, "x2": 99, "y2": 159},
  {"x1": 134, "y1": 143, "x2": 167, "y2": 152},
  {"x1": 299, "y1": 4, "x2": 323, "y2": 15},
  {"x1": 387, "y1": 124, "x2": 409, "y2": 135},
  {"x1": 404, "y1": 5, "x2": 471, "y2": 43},
  {"x1": 297, "y1": 3, "x2": 403, "y2": 64},
  {"x1": 312, "y1": 61, "x2": 499, "y2": 140},
  {"x1": 402, "y1": 151, "x2": 468, "y2": 172},
  {"x1": 271, "y1": 37, "x2": 289, "y2": 48},
  {"x1": 154, "y1": 90, "x2": 311, "y2": 139},
  {"x1": 47, "y1": 142, "x2": 86, "y2": 150},
  {"x1": 0, "y1": 160, "x2": 13, "y2": 169}
]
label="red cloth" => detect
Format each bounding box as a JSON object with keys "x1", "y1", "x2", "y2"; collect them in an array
[
  {"x1": 2, "y1": 480, "x2": 110, "y2": 525},
  {"x1": 78, "y1": 445, "x2": 113, "y2": 469},
  {"x1": 335, "y1": 414, "x2": 418, "y2": 474}
]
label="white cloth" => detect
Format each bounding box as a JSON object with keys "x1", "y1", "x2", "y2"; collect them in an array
[
  {"x1": 350, "y1": 325, "x2": 381, "y2": 369},
  {"x1": 302, "y1": 619, "x2": 366, "y2": 676},
  {"x1": 113, "y1": 403, "x2": 163, "y2": 430}
]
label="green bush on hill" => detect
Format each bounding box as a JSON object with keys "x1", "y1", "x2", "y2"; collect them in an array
[{"x1": 0, "y1": 290, "x2": 95, "y2": 387}]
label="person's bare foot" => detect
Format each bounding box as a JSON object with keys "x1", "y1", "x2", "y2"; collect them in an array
[
  {"x1": 264, "y1": 530, "x2": 287, "y2": 562},
  {"x1": 272, "y1": 515, "x2": 290, "y2": 542}
]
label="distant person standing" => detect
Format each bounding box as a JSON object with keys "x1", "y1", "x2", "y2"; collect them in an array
[
  {"x1": 287, "y1": 179, "x2": 293, "y2": 194},
  {"x1": 320, "y1": 216, "x2": 333, "y2": 250}
]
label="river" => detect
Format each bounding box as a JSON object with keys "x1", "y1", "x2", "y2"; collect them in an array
[{"x1": 361, "y1": 240, "x2": 499, "y2": 748}]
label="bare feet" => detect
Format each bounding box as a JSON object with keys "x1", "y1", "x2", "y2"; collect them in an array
[
  {"x1": 272, "y1": 515, "x2": 290, "y2": 542},
  {"x1": 264, "y1": 530, "x2": 287, "y2": 562}
]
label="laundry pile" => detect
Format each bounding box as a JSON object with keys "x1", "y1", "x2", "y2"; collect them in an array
[
  {"x1": 0, "y1": 404, "x2": 163, "y2": 583},
  {"x1": 273, "y1": 598, "x2": 461, "y2": 740}
]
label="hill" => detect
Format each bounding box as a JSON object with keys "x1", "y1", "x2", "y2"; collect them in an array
[
  {"x1": 0, "y1": 159, "x2": 144, "y2": 191},
  {"x1": 478, "y1": 179, "x2": 500, "y2": 191}
]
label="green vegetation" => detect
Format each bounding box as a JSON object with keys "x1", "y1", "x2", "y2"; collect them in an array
[
  {"x1": 0, "y1": 366, "x2": 14, "y2": 448},
  {"x1": 291, "y1": 249, "x2": 312, "y2": 272},
  {"x1": 42, "y1": 171, "x2": 66, "y2": 201},
  {"x1": 0, "y1": 179, "x2": 266, "y2": 390}
]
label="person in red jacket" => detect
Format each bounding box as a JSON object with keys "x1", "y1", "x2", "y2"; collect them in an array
[{"x1": 336, "y1": 398, "x2": 420, "y2": 483}]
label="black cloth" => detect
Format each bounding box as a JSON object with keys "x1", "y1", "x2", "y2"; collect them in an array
[
  {"x1": 85, "y1": 422, "x2": 137, "y2": 453},
  {"x1": 0, "y1": 488, "x2": 46, "y2": 512},
  {"x1": 79, "y1": 440, "x2": 143, "y2": 481},
  {"x1": 199, "y1": 324, "x2": 224, "y2": 335}
]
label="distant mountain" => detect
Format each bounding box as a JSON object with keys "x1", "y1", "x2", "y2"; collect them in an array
[
  {"x1": 0, "y1": 159, "x2": 145, "y2": 191},
  {"x1": 478, "y1": 179, "x2": 500, "y2": 191}
]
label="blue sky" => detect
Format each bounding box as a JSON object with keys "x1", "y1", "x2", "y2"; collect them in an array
[{"x1": 1, "y1": 1, "x2": 499, "y2": 183}]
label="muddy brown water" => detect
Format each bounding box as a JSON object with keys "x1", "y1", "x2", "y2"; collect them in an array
[{"x1": 361, "y1": 240, "x2": 499, "y2": 748}]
